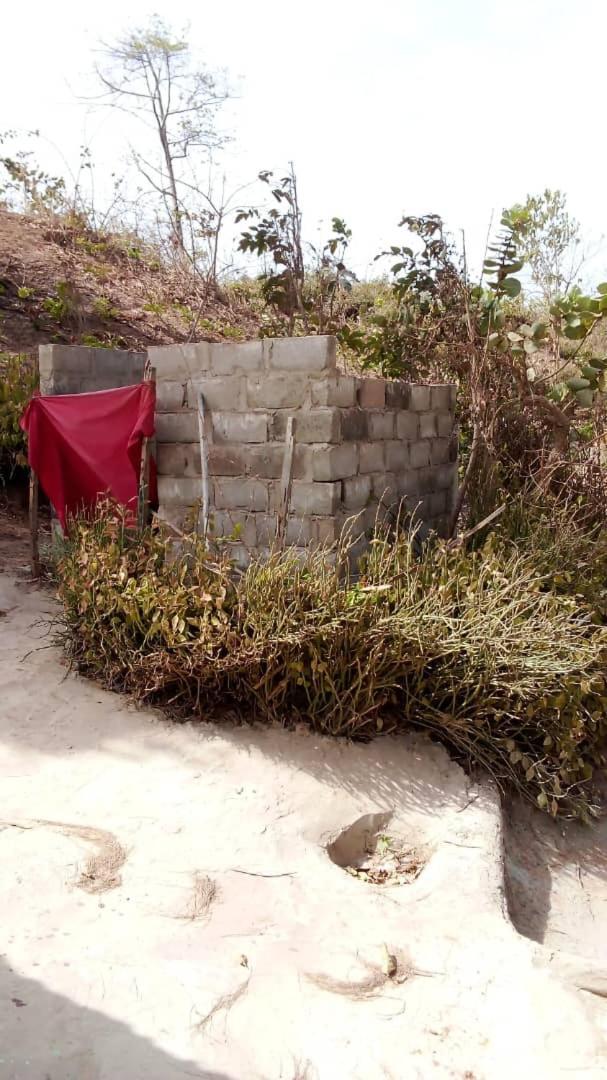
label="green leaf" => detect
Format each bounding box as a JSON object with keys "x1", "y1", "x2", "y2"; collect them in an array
[
  {"x1": 576, "y1": 388, "x2": 594, "y2": 407},
  {"x1": 537, "y1": 792, "x2": 548, "y2": 809},
  {"x1": 501, "y1": 277, "x2": 522, "y2": 298},
  {"x1": 597, "y1": 283, "x2": 607, "y2": 295},
  {"x1": 566, "y1": 377, "x2": 590, "y2": 391}
]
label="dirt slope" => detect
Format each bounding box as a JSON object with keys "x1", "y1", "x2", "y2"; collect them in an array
[{"x1": 0, "y1": 208, "x2": 260, "y2": 356}]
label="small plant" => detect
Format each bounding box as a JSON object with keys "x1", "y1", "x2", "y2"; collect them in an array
[
  {"x1": 0, "y1": 352, "x2": 38, "y2": 479},
  {"x1": 93, "y1": 296, "x2": 119, "y2": 321},
  {"x1": 43, "y1": 281, "x2": 79, "y2": 325},
  {"x1": 17, "y1": 285, "x2": 34, "y2": 300}
]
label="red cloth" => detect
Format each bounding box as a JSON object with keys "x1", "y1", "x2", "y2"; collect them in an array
[{"x1": 20, "y1": 382, "x2": 156, "y2": 529}]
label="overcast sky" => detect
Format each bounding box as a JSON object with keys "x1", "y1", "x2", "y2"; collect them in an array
[{"x1": 3, "y1": 0, "x2": 606, "y2": 279}]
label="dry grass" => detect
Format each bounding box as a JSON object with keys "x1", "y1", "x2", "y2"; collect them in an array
[
  {"x1": 177, "y1": 872, "x2": 217, "y2": 921},
  {"x1": 0, "y1": 817, "x2": 126, "y2": 893}
]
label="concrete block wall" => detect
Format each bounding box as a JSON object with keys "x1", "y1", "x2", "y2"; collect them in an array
[
  {"x1": 39, "y1": 345, "x2": 145, "y2": 395},
  {"x1": 148, "y1": 336, "x2": 458, "y2": 564}
]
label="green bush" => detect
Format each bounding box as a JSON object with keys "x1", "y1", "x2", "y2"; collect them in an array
[
  {"x1": 55, "y1": 505, "x2": 607, "y2": 820},
  {"x1": 0, "y1": 352, "x2": 37, "y2": 480}
]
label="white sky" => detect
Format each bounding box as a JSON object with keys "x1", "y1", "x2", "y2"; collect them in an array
[{"x1": 3, "y1": 0, "x2": 607, "y2": 279}]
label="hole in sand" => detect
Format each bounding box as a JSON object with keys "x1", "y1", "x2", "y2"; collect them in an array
[{"x1": 327, "y1": 812, "x2": 427, "y2": 885}]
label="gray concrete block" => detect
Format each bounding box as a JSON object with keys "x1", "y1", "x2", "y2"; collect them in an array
[
  {"x1": 409, "y1": 385, "x2": 431, "y2": 411},
  {"x1": 47, "y1": 374, "x2": 81, "y2": 395},
  {"x1": 359, "y1": 443, "x2": 384, "y2": 474},
  {"x1": 311, "y1": 375, "x2": 357, "y2": 407},
  {"x1": 270, "y1": 409, "x2": 340, "y2": 444},
  {"x1": 188, "y1": 376, "x2": 245, "y2": 411},
  {"x1": 208, "y1": 446, "x2": 249, "y2": 476},
  {"x1": 315, "y1": 517, "x2": 341, "y2": 544},
  {"x1": 368, "y1": 411, "x2": 395, "y2": 440},
  {"x1": 266, "y1": 334, "x2": 336, "y2": 373},
  {"x1": 210, "y1": 340, "x2": 263, "y2": 374},
  {"x1": 312, "y1": 443, "x2": 358, "y2": 481},
  {"x1": 372, "y1": 472, "x2": 398, "y2": 503},
  {"x1": 385, "y1": 381, "x2": 410, "y2": 409},
  {"x1": 396, "y1": 411, "x2": 418, "y2": 440},
  {"x1": 148, "y1": 343, "x2": 210, "y2": 379},
  {"x1": 409, "y1": 440, "x2": 432, "y2": 469},
  {"x1": 89, "y1": 348, "x2": 143, "y2": 376},
  {"x1": 419, "y1": 412, "x2": 437, "y2": 439},
  {"x1": 386, "y1": 440, "x2": 409, "y2": 471},
  {"x1": 340, "y1": 408, "x2": 368, "y2": 441},
  {"x1": 40, "y1": 345, "x2": 92, "y2": 375},
  {"x1": 156, "y1": 442, "x2": 200, "y2": 477},
  {"x1": 156, "y1": 381, "x2": 187, "y2": 410},
  {"x1": 428, "y1": 490, "x2": 448, "y2": 516},
  {"x1": 342, "y1": 474, "x2": 372, "y2": 510},
  {"x1": 214, "y1": 477, "x2": 269, "y2": 511},
  {"x1": 358, "y1": 378, "x2": 385, "y2": 408},
  {"x1": 212, "y1": 411, "x2": 268, "y2": 443},
  {"x1": 247, "y1": 445, "x2": 286, "y2": 479},
  {"x1": 430, "y1": 384, "x2": 456, "y2": 411},
  {"x1": 290, "y1": 481, "x2": 341, "y2": 516},
  {"x1": 430, "y1": 439, "x2": 451, "y2": 465},
  {"x1": 284, "y1": 516, "x2": 315, "y2": 545},
  {"x1": 158, "y1": 476, "x2": 201, "y2": 506},
  {"x1": 155, "y1": 411, "x2": 199, "y2": 443},
  {"x1": 209, "y1": 510, "x2": 256, "y2": 546},
  {"x1": 293, "y1": 445, "x2": 314, "y2": 480},
  {"x1": 247, "y1": 374, "x2": 308, "y2": 409},
  {"x1": 437, "y1": 412, "x2": 455, "y2": 438},
  {"x1": 434, "y1": 462, "x2": 458, "y2": 491}
]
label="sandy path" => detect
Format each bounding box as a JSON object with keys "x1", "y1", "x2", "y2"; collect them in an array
[{"x1": 1, "y1": 545, "x2": 606, "y2": 1078}]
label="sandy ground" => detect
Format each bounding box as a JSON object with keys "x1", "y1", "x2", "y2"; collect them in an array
[{"x1": 1, "y1": 528, "x2": 607, "y2": 1079}]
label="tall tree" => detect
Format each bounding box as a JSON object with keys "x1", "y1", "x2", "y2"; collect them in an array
[
  {"x1": 96, "y1": 19, "x2": 230, "y2": 258},
  {"x1": 509, "y1": 189, "x2": 582, "y2": 303}
]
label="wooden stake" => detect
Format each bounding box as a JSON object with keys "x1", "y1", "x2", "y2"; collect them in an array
[
  {"x1": 29, "y1": 468, "x2": 40, "y2": 578},
  {"x1": 137, "y1": 365, "x2": 156, "y2": 533},
  {"x1": 196, "y1": 391, "x2": 210, "y2": 539},
  {"x1": 275, "y1": 416, "x2": 297, "y2": 547}
]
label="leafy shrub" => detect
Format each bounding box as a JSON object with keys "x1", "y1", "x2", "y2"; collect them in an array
[
  {"x1": 0, "y1": 352, "x2": 37, "y2": 479},
  {"x1": 56, "y1": 504, "x2": 607, "y2": 820}
]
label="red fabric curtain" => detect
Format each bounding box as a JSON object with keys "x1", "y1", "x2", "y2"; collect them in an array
[{"x1": 20, "y1": 382, "x2": 156, "y2": 529}]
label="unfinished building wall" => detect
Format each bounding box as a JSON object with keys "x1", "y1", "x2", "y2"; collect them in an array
[
  {"x1": 149, "y1": 336, "x2": 457, "y2": 564},
  {"x1": 39, "y1": 345, "x2": 145, "y2": 396}
]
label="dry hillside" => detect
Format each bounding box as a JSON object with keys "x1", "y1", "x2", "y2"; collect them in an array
[{"x1": 0, "y1": 208, "x2": 261, "y2": 357}]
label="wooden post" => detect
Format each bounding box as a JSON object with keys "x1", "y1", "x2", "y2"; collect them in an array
[
  {"x1": 275, "y1": 416, "x2": 297, "y2": 547},
  {"x1": 196, "y1": 391, "x2": 210, "y2": 540},
  {"x1": 29, "y1": 469, "x2": 40, "y2": 578},
  {"x1": 137, "y1": 365, "x2": 156, "y2": 533}
]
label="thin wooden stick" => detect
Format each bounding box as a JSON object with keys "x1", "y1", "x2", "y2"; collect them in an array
[
  {"x1": 196, "y1": 391, "x2": 210, "y2": 540},
  {"x1": 137, "y1": 365, "x2": 156, "y2": 533},
  {"x1": 275, "y1": 416, "x2": 297, "y2": 547},
  {"x1": 29, "y1": 469, "x2": 40, "y2": 578}
]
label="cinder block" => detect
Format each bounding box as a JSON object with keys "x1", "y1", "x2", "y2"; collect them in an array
[
  {"x1": 359, "y1": 443, "x2": 384, "y2": 474},
  {"x1": 368, "y1": 411, "x2": 395, "y2": 440},
  {"x1": 290, "y1": 481, "x2": 341, "y2": 516},
  {"x1": 312, "y1": 443, "x2": 358, "y2": 482},
  {"x1": 158, "y1": 476, "x2": 201, "y2": 506},
  {"x1": 212, "y1": 411, "x2": 268, "y2": 443},
  {"x1": 430, "y1": 385, "x2": 456, "y2": 411},
  {"x1": 214, "y1": 477, "x2": 269, "y2": 511},
  {"x1": 437, "y1": 412, "x2": 454, "y2": 438},
  {"x1": 155, "y1": 411, "x2": 199, "y2": 443},
  {"x1": 156, "y1": 381, "x2": 187, "y2": 410},
  {"x1": 409, "y1": 385, "x2": 431, "y2": 411},
  {"x1": 210, "y1": 340, "x2": 263, "y2": 374},
  {"x1": 247, "y1": 445, "x2": 286, "y2": 479},
  {"x1": 252, "y1": 513, "x2": 277, "y2": 545},
  {"x1": 284, "y1": 516, "x2": 314, "y2": 545},
  {"x1": 397, "y1": 472, "x2": 422, "y2": 501},
  {"x1": 42, "y1": 345, "x2": 91, "y2": 375},
  {"x1": 38, "y1": 345, "x2": 55, "y2": 379},
  {"x1": 386, "y1": 441, "x2": 409, "y2": 471},
  {"x1": 418, "y1": 413, "x2": 437, "y2": 439},
  {"x1": 270, "y1": 409, "x2": 340, "y2": 443},
  {"x1": 293, "y1": 445, "x2": 314, "y2": 480},
  {"x1": 90, "y1": 348, "x2": 144, "y2": 377},
  {"x1": 340, "y1": 408, "x2": 368, "y2": 441},
  {"x1": 266, "y1": 335, "x2": 336, "y2": 373},
  {"x1": 430, "y1": 439, "x2": 451, "y2": 465},
  {"x1": 385, "y1": 382, "x2": 410, "y2": 409},
  {"x1": 372, "y1": 472, "x2": 399, "y2": 503},
  {"x1": 208, "y1": 446, "x2": 249, "y2": 476},
  {"x1": 156, "y1": 442, "x2": 200, "y2": 477},
  {"x1": 409, "y1": 440, "x2": 432, "y2": 469},
  {"x1": 434, "y1": 462, "x2": 458, "y2": 491},
  {"x1": 358, "y1": 378, "x2": 385, "y2": 408},
  {"x1": 210, "y1": 510, "x2": 256, "y2": 546},
  {"x1": 315, "y1": 517, "x2": 341, "y2": 544},
  {"x1": 343, "y1": 474, "x2": 372, "y2": 510},
  {"x1": 247, "y1": 374, "x2": 307, "y2": 409},
  {"x1": 48, "y1": 374, "x2": 81, "y2": 395},
  {"x1": 148, "y1": 343, "x2": 210, "y2": 379},
  {"x1": 396, "y1": 412, "x2": 418, "y2": 440},
  {"x1": 311, "y1": 376, "x2": 357, "y2": 407},
  {"x1": 428, "y1": 490, "x2": 447, "y2": 516},
  {"x1": 188, "y1": 376, "x2": 245, "y2": 411}
]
